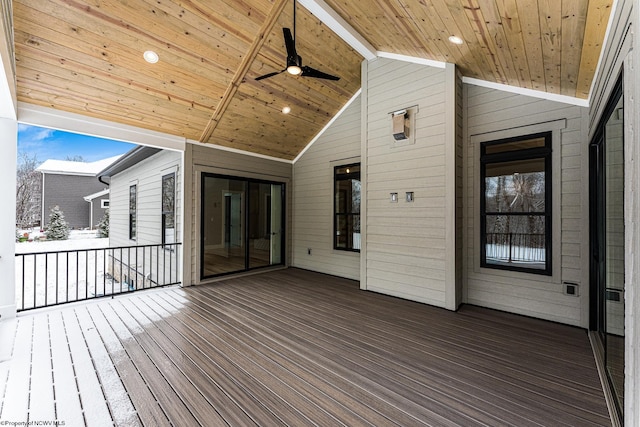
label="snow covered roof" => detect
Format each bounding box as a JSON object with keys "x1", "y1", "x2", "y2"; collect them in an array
[
  {"x1": 83, "y1": 188, "x2": 109, "y2": 201},
  {"x1": 36, "y1": 155, "x2": 123, "y2": 176}
]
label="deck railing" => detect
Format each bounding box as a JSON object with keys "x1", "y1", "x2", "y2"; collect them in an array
[
  {"x1": 486, "y1": 232, "x2": 545, "y2": 263},
  {"x1": 15, "y1": 243, "x2": 181, "y2": 311}
]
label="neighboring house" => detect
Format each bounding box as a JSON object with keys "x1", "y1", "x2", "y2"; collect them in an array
[
  {"x1": 36, "y1": 156, "x2": 121, "y2": 229},
  {"x1": 83, "y1": 188, "x2": 110, "y2": 230},
  {"x1": 97, "y1": 146, "x2": 182, "y2": 287}
]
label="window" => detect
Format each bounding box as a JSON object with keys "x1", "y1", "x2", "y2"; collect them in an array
[
  {"x1": 101, "y1": 199, "x2": 109, "y2": 209},
  {"x1": 162, "y1": 173, "x2": 175, "y2": 246},
  {"x1": 129, "y1": 184, "x2": 137, "y2": 240},
  {"x1": 334, "y1": 163, "x2": 361, "y2": 251},
  {"x1": 480, "y1": 132, "x2": 551, "y2": 275}
]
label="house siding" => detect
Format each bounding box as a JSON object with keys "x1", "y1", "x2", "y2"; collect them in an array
[
  {"x1": 464, "y1": 84, "x2": 588, "y2": 327},
  {"x1": 41, "y1": 173, "x2": 107, "y2": 229},
  {"x1": 89, "y1": 194, "x2": 109, "y2": 230},
  {"x1": 292, "y1": 95, "x2": 361, "y2": 280},
  {"x1": 109, "y1": 150, "x2": 182, "y2": 248},
  {"x1": 362, "y1": 58, "x2": 459, "y2": 309},
  {"x1": 185, "y1": 143, "x2": 292, "y2": 285}
]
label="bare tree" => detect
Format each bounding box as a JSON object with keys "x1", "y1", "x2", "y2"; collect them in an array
[
  {"x1": 16, "y1": 152, "x2": 41, "y2": 228},
  {"x1": 65, "y1": 155, "x2": 85, "y2": 162}
]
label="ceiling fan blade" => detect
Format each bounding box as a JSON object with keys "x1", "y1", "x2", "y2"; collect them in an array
[
  {"x1": 301, "y1": 66, "x2": 340, "y2": 81},
  {"x1": 283, "y1": 28, "x2": 297, "y2": 61},
  {"x1": 255, "y1": 70, "x2": 285, "y2": 81}
]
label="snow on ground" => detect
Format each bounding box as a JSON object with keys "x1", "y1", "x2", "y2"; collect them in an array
[
  {"x1": 15, "y1": 230, "x2": 125, "y2": 310},
  {"x1": 15, "y1": 229, "x2": 109, "y2": 254}
]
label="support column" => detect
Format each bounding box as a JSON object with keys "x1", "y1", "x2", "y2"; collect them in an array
[
  {"x1": 0, "y1": 117, "x2": 17, "y2": 320},
  {"x1": 625, "y1": 10, "x2": 640, "y2": 423}
]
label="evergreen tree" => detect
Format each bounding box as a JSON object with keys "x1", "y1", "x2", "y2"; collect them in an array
[
  {"x1": 45, "y1": 206, "x2": 70, "y2": 240},
  {"x1": 97, "y1": 208, "x2": 109, "y2": 238}
]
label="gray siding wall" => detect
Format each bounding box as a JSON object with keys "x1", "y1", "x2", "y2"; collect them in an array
[
  {"x1": 361, "y1": 58, "x2": 459, "y2": 309},
  {"x1": 464, "y1": 84, "x2": 588, "y2": 327},
  {"x1": 42, "y1": 173, "x2": 107, "y2": 229},
  {"x1": 90, "y1": 194, "x2": 109, "y2": 230},
  {"x1": 292, "y1": 95, "x2": 361, "y2": 280},
  {"x1": 185, "y1": 143, "x2": 292, "y2": 285},
  {"x1": 109, "y1": 150, "x2": 182, "y2": 248}
]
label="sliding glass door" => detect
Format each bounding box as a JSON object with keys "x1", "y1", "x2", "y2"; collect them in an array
[
  {"x1": 201, "y1": 174, "x2": 285, "y2": 278},
  {"x1": 590, "y1": 76, "x2": 624, "y2": 422}
]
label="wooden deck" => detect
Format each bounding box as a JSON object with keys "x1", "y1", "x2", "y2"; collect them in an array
[{"x1": 0, "y1": 268, "x2": 611, "y2": 426}]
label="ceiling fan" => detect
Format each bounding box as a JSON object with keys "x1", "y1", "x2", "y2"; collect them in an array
[{"x1": 255, "y1": 0, "x2": 340, "y2": 81}]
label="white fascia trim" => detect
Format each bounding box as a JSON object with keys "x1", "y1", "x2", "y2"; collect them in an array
[
  {"x1": 462, "y1": 77, "x2": 590, "y2": 107},
  {"x1": 38, "y1": 170, "x2": 95, "y2": 177},
  {"x1": 83, "y1": 188, "x2": 110, "y2": 202},
  {"x1": 17, "y1": 102, "x2": 186, "y2": 151},
  {"x1": 298, "y1": 0, "x2": 376, "y2": 60},
  {"x1": 585, "y1": 0, "x2": 620, "y2": 104},
  {"x1": 376, "y1": 51, "x2": 447, "y2": 69},
  {"x1": 186, "y1": 139, "x2": 293, "y2": 164},
  {"x1": 293, "y1": 88, "x2": 361, "y2": 164}
]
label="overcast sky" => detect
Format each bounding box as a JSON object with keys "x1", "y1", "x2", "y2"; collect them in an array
[{"x1": 17, "y1": 124, "x2": 136, "y2": 164}]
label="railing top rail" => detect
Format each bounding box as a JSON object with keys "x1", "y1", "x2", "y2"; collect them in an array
[{"x1": 15, "y1": 242, "x2": 182, "y2": 257}]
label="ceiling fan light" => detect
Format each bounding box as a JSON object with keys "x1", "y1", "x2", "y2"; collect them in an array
[{"x1": 287, "y1": 65, "x2": 302, "y2": 75}]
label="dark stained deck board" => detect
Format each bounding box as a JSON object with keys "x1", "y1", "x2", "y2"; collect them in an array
[
  {"x1": 97, "y1": 303, "x2": 202, "y2": 427},
  {"x1": 143, "y1": 290, "x2": 415, "y2": 427},
  {"x1": 122, "y1": 296, "x2": 300, "y2": 426},
  {"x1": 113, "y1": 298, "x2": 258, "y2": 426},
  {"x1": 231, "y1": 274, "x2": 600, "y2": 402},
  {"x1": 85, "y1": 304, "x2": 172, "y2": 427},
  {"x1": 179, "y1": 286, "x2": 494, "y2": 426},
  {"x1": 147, "y1": 291, "x2": 366, "y2": 427},
  {"x1": 0, "y1": 269, "x2": 611, "y2": 426},
  {"x1": 149, "y1": 290, "x2": 411, "y2": 426},
  {"x1": 196, "y1": 277, "x2": 608, "y2": 426}
]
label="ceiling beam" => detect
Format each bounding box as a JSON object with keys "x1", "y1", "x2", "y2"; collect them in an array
[
  {"x1": 298, "y1": 0, "x2": 377, "y2": 60},
  {"x1": 199, "y1": 0, "x2": 289, "y2": 143}
]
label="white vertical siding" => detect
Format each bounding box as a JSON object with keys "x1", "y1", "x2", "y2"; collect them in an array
[
  {"x1": 625, "y1": 39, "x2": 639, "y2": 427},
  {"x1": 464, "y1": 84, "x2": 588, "y2": 326},
  {"x1": 109, "y1": 150, "x2": 182, "y2": 248},
  {"x1": 363, "y1": 58, "x2": 456, "y2": 309},
  {"x1": 292, "y1": 95, "x2": 361, "y2": 280}
]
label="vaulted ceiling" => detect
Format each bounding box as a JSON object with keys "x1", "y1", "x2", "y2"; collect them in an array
[{"x1": 12, "y1": 0, "x2": 613, "y2": 160}]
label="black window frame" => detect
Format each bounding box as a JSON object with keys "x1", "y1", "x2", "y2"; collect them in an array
[
  {"x1": 199, "y1": 172, "x2": 286, "y2": 280},
  {"x1": 480, "y1": 132, "x2": 552, "y2": 275},
  {"x1": 129, "y1": 184, "x2": 137, "y2": 240},
  {"x1": 161, "y1": 173, "x2": 176, "y2": 247},
  {"x1": 333, "y1": 163, "x2": 361, "y2": 252}
]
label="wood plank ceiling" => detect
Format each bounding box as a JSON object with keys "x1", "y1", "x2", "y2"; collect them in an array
[{"x1": 12, "y1": 0, "x2": 613, "y2": 160}]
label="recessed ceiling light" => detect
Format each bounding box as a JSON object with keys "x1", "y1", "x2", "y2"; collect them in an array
[
  {"x1": 282, "y1": 106, "x2": 291, "y2": 114},
  {"x1": 143, "y1": 50, "x2": 159, "y2": 63},
  {"x1": 448, "y1": 36, "x2": 464, "y2": 45}
]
